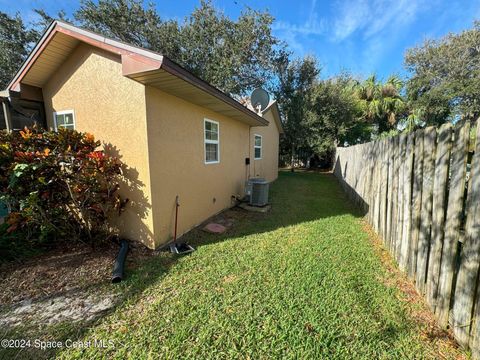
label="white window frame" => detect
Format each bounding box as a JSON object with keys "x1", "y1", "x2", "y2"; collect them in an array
[
  {"x1": 53, "y1": 110, "x2": 76, "y2": 131},
  {"x1": 204, "y1": 118, "x2": 220, "y2": 164},
  {"x1": 254, "y1": 134, "x2": 262, "y2": 160}
]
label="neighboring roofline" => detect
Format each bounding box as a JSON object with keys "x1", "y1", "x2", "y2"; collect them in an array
[
  {"x1": 262, "y1": 101, "x2": 284, "y2": 133},
  {"x1": 8, "y1": 20, "x2": 268, "y2": 127}
]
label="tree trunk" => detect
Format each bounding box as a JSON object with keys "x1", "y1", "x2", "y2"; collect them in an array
[{"x1": 290, "y1": 144, "x2": 295, "y2": 172}]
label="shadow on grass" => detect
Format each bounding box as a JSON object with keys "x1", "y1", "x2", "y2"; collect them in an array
[
  {"x1": 2, "y1": 171, "x2": 373, "y2": 359},
  {"x1": 0, "y1": 251, "x2": 177, "y2": 360},
  {"x1": 183, "y1": 171, "x2": 368, "y2": 250}
]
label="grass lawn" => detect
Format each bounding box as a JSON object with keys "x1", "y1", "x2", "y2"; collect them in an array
[{"x1": 6, "y1": 171, "x2": 464, "y2": 359}]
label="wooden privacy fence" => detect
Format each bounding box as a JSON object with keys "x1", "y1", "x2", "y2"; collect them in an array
[{"x1": 334, "y1": 120, "x2": 480, "y2": 357}]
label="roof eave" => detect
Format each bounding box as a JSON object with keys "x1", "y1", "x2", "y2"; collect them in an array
[
  {"x1": 8, "y1": 21, "x2": 58, "y2": 91},
  {"x1": 8, "y1": 20, "x2": 268, "y2": 127},
  {"x1": 160, "y1": 58, "x2": 268, "y2": 126},
  {"x1": 262, "y1": 101, "x2": 284, "y2": 133}
]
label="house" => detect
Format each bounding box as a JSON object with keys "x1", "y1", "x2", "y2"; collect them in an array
[{"x1": 1, "y1": 21, "x2": 283, "y2": 249}]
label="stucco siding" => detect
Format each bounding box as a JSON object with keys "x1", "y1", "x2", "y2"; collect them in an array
[
  {"x1": 42, "y1": 43, "x2": 155, "y2": 247},
  {"x1": 250, "y1": 110, "x2": 280, "y2": 182},
  {"x1": 38, "y1": 42, "x2": 279, "y2": 250},
  {"x1": 145, "y1": 86, "x2": 250, "y2": 247}
]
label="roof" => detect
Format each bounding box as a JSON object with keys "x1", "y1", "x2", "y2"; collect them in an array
[
  {"x1": 7, "y1": 20, "x2": 269, "y2": 127},
  {"x1": 239, "y1": 97, "x2": 284, "y2": 134},
  {"x1": 262, "y1": 100, "x2": 284, "y2": 134}
]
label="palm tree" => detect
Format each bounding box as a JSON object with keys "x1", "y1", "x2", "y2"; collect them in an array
[
  {"x1": 403, "y1": 108, "x2": 425, "y2": 133},
  {"x1": 356, "y1": 75, "x2": 406, "y2": 134}
]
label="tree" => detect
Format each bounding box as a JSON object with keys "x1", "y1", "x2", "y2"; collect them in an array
[
  {"x1": 74, "y1": 0, "x2": 181, "y2": 56},
  {"x1": 356, "y1": 75, "x2": 406, "y2": 135},
  {"x1": 310, "y1": 74, "x2": 369, "y2": 147},
  {"x1": 0, "y1": 12, "x2": 40, "y2": 89},
  {"x1": 307, "y1": 74, "x2": 370, "y2": 166},
  {"x1": 274, "y1": 55, "x2": 320, "y2": 171},
  {"x1": 405, "y1": 21, "x2": 480, "y2": 124},
  {"x1": 72, "y1": 0, "x2": 284, "y2": 96}
]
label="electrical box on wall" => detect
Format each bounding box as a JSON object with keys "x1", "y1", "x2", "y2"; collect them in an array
[{"x1": 245, "y1": 157, "x2": 250, "y2": 165}]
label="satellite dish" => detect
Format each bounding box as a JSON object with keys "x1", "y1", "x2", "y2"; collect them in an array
[{"x1": 251, "y1": 88, "x2": 270, "y2": 112}]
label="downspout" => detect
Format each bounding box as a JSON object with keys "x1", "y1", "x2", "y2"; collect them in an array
[
  {"x1": 248, "y1": 129, "x2": 251, "y2": 180},
  {"x1": 173, "y1": 195, "x2": 179, "y2": 242},
  {"x1": 1, "y1": 98, "x2": 12, "y2": 132},
  {"x1": 112, "y1": 238, "x2": 129, "y2": 283}
]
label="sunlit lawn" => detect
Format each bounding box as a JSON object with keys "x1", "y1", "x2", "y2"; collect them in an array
[{"x1": 40, "y1": 172, "x2": 461, "y2": 358}]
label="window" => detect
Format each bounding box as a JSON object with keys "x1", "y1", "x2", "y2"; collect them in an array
[
  {"x1": 204, "y1": 119, "x2": 219, "y2": 164},
  {"x1": 54, "y1": 110, "x2": 75, "y2": 130},
  {"x1": 254, "y1": 134, "x2": 262, "y2": 160}
]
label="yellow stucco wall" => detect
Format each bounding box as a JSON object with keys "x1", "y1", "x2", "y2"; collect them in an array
[
  {"x1": 41, "y1": 43, "x2": 155, "y2": 247},
  {"x1": 38, "y1": 42, "x2": 280, "y2": 249},
  {"x1": 145, "y1": 86, "x2": 250, "y2": 247},
  {"x1": 249, "y1": 110, "x2": 280, "y2": 182}
]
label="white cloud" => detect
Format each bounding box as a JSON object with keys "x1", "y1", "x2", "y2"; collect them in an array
[
  {"x1": 328, "y1": 0, "x2": 431, "y2": 76},
  {"x1": 273, "y1": 19, "x2": 326, "y2": 36},
  {"x1": 273, "y1": 0, "x2": 326, "y2": 36},
  {"x1": 333, "y1": 0, "x2": 426, "y2": 41},
  {"x1": 332, "y1": 0, "x2": 370, "y2": 40}
]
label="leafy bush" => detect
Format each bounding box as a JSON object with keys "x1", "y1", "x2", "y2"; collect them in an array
[
  {"x1": 0, "y1": 222, "x2": 42, "y2": 262},
  {"x1": 0, "y1": 126, "x2": 128, "y2": 246}
]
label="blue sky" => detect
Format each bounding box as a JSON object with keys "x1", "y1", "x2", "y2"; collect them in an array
[{"x1": 1, "y1": 0, "x2": 479, "y2": 79}]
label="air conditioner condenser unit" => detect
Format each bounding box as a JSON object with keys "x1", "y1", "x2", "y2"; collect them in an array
[{"x1": 249, "y1": 179, "x2": 269, "y2": 206}]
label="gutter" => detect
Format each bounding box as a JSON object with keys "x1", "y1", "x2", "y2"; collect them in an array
[{"x1": 0, "y1": 93, "x2": 12, "y2": 131}]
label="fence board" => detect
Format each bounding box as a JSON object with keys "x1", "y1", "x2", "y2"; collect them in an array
[
  {"x1": 367, "y1": 143, "x2": 375, "y2": 224},
  {"x1": 380, "y1": 140, "x2": 388, "y2": 238},
  {"x1": 400, "y1": 133, "x2": 414, "y2": 271},
  {"x1": 373, "y1": 141, "x2": 382, "y2": 233},
  {"x1": 415, "y1": 127, "x2": 437, "y2": 295},
  {"x1": 390, "y1": 136, "x2": 400, "y2": 254},
  {"x1": 386, "y1": 137, "x2": 394, "y2": 250},
  {"x1": 436, "y1": 122, "x2": 470, "y2": 327},
  {"x1": 408, "y1": 129, "x2": 424, "y2": 278},
  {"x1": 396, "y1": 134, "x2": 407, "y2": 265},
  {"x1": 452, "y1": 121, "x2": 480, "y2": 347},
  {"x1": 427, "y1": 123, "x2": 453, "y2": 309}
]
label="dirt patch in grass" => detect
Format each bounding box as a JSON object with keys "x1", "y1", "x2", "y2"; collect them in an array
[
  {"x1": 0, "y1": 240, "x2": 154, "y2": 307},
  {"x1": 362, "y1": 221, "x2": 466, "y2": 360}
]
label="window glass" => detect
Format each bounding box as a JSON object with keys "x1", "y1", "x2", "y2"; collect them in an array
[
  {"x1": 205, "y1": 121, "x2": 218, "y2": 141},
  {"x1": 204, "y1": 119, "x2": 219, "y2": 163},
  {"x1": 55, "y1": 111, "x2": 75, "y2": 130},
  {"x1": 254, "y1": 135, "x2": 262, "y2": 159},
  {"x1": 205, "y1": 143, "x2": 218, "y2": 162}
]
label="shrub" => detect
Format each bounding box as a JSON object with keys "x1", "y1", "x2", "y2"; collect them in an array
[{"x1": 0, "y1": 126, "x2": 128, "y2": 245}]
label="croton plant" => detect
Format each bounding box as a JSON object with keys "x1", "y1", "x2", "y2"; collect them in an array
[{"x1": 0, "y1": 126, "x2": 128, "y2": 244}]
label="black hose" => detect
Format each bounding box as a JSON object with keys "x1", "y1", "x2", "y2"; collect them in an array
[{"x1": 112, "y1": 239, "x2": 129, "y2": 283}]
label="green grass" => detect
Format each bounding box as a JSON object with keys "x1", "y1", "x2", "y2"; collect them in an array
[{"x1": 5, "y1": 172, "x2": 461, "y2": 359}]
